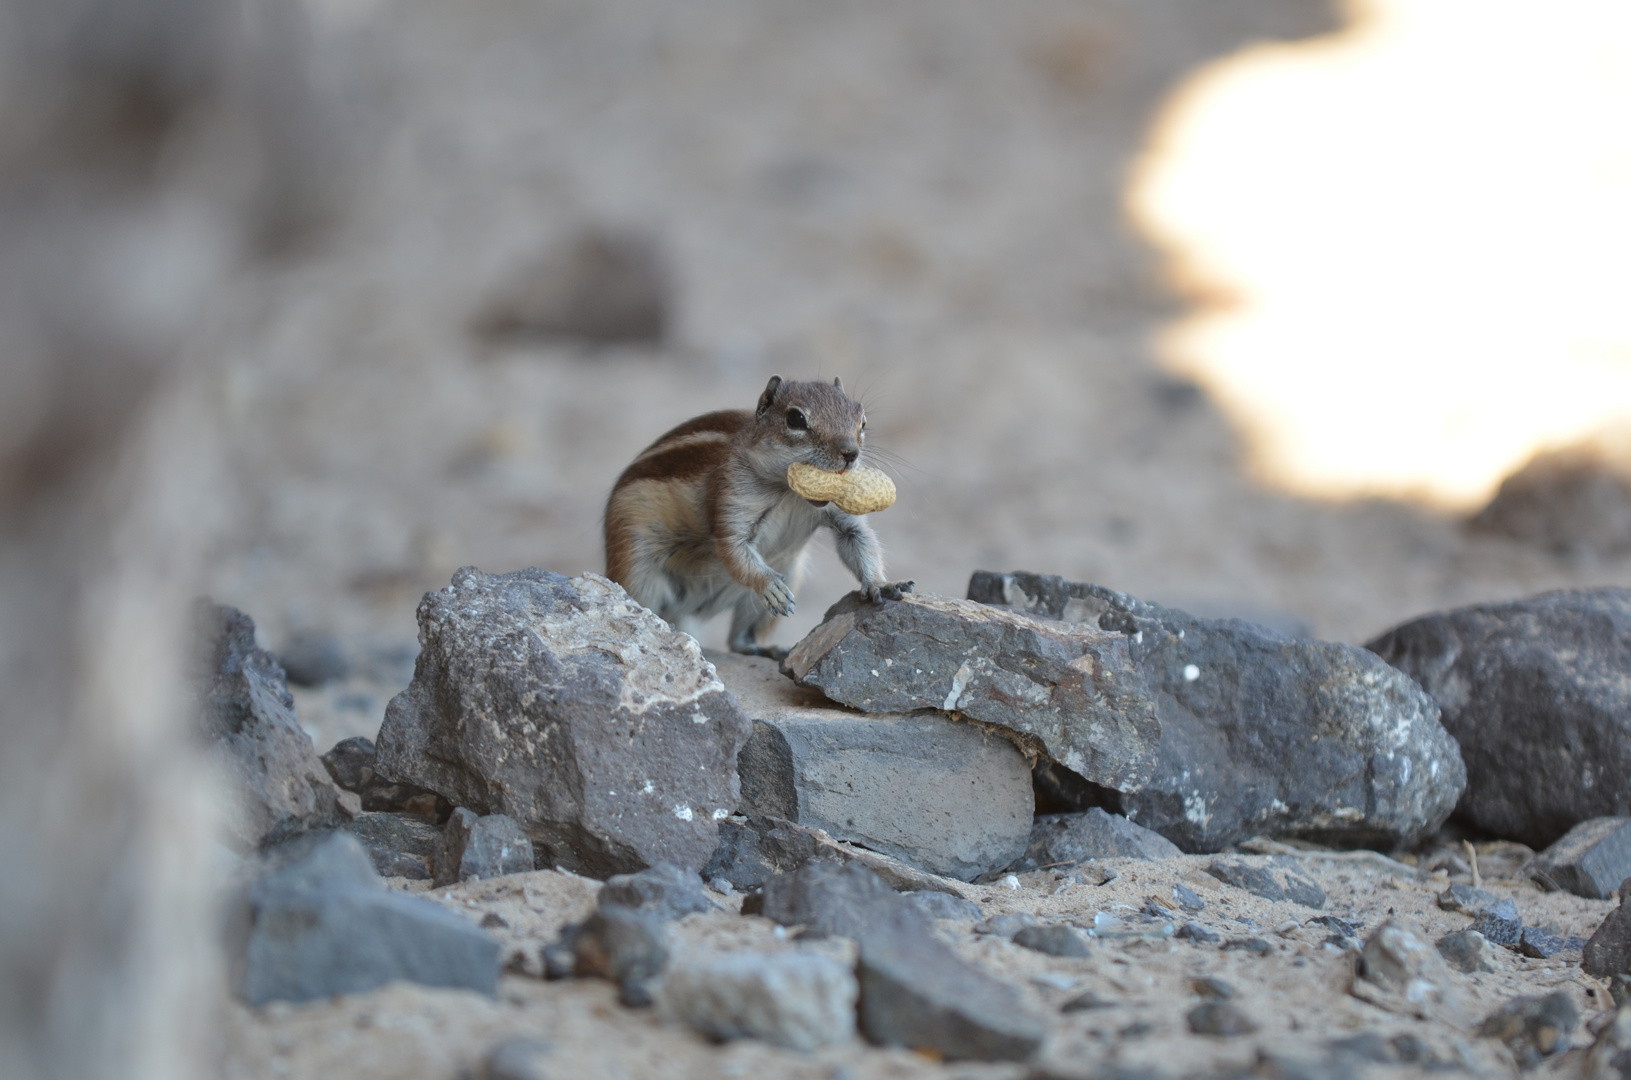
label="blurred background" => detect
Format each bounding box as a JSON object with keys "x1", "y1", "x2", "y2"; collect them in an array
[{"x1": 3, "y1": 0, "x2": 1629, "y2": 1074}]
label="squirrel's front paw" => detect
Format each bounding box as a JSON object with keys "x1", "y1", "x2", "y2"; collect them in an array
[
  {"x1": 761, "y1": 577, "x2": 796, "y2": 617},
  {"x1": 865, "y1": 579, "x2": 915, "y2": 603}
]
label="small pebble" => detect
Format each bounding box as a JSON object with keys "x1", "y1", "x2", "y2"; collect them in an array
[
  {"x1": 1187, "y1": 1002, "x2": 1258, "y2": 1037},
  {"x1": 707, "y1": 878, "x2": 733, "y2": 896},
  {"x1": 1190, "y1": 976, "x2": 1236, "y2": 1000},
  {"x1": 1061, "y1": 990, "x2": 1116, "y2": 1013},
  {"x1": 1177, "y1": 922, "x2": 1221, "y2": 944},
  {"x1": 1222, "y1": 937, "x2": 1273, "y2": 956},
  {"x1": 1173, "y1": 883, "x2": 1205, "y2": 912},
  {"x1": 1002, "y1": 874, "x2": 1021, "y2": 891},
  {"x1": 1013, "y1": 923, "x2": 1091, "y2": 958}
]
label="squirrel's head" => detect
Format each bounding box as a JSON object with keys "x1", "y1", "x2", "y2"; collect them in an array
[{"x1": 752, "y1": 375, "x2": 866, "y2": 474}]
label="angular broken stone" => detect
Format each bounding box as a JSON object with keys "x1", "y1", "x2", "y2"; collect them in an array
[
  {"x1": 1518, "y1": 926, "x2": 1586, "y2": 960},
  {"x1": 970, "y1": 571, "x2": 1464, "y2": 852},
  {"x1": 1585, "y1": 880, "x2": 1631, "y2": 978},
  {"x1": 1368, "y1": 588, "x2": 1631, "y2": 848},
  {"x1": 717, "y1": 651, "x2": 1032, "y2": 881},
  {"x1": 1187, "y1": 1002, "x2": 1258, "y2": 1037},
  {"x1": 434, "y1": 808, "x2": 535, "y2": 887},
  {"x1": 1532, "y1": 817, "x2": 1631, "y2": 899},
  {"x1": 1012, "y1": 923, "x2": 1090, "y2": 958},
  {"x1": 758, "y1": 862, "x2": 1046, "y2": 1061},
  {"x1": 572, "y1": 906, "x2": 669, "y2": 1007},
  {"x1": 345, "y1": 811, "x2": 443, "y2": 880},
  {"x1": 598, "y1": 863, "x2": 712, "y2": 922},
  {"x1": 1437, "y1": 930, "x2": 1500, "y2": 973},
  {"x1": 193, "y1": 602, "x2": 355, "y2": 851},
  {"x1": 1206, "y1": 858, "x2": 1325, "y2": 909},
  {"x1": 375, "y1": 568, "x2": 752, "y2": 877},
  {"x1": 1437, "y1": 883, "x2": 1500, "y2": 915},
  {"x1": 659, "y1": 952, "x2": 858, "y2": 1051},
  {"x1": 239, "y1": 833, "x2": 499, "y2": 1005},
  {"x1": 322, "y1": 736, "x2": 451, "y2": 822},
  {"x1": 1470, "y1": 898, "x2": 1522, "y2": 948},
  {"x1": 902, "y1": 891, "x2": 982, "y2": 922},
  {"x1": 1006, "y1": 809, "x2": 1182, "y2": 873},
  {"x1": 780, "y1": 592, "x2": 1161, "y2": 791},
  {"x1": 1352, "y1": 919, "x2": 1471, "y2": 1028},
  {"x1": 1478, "y1": 991, "x2": 1578, "y2": 1067},
  {"x1": 703, "y1": 815, "x2": 822, "y2": 891}
]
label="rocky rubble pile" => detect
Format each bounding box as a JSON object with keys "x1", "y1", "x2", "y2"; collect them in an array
[{"x1": 206, "y1": 570, "x2": 1631, "y2": 1076}]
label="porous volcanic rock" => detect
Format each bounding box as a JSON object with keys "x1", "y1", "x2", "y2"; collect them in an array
[
  {"x1": 716, "y1": 651, "x2": 1032, "y2": 881},
  {"x1": 779, "y1": 591, "x2": 1161, "y2": 791},
  {"x1": 969, "y1": 571, "x2": 1464, "y2": 853},
  {"x1": 193, "y1": 602, "x2": 355, "y2": 851},
  {"x1": 1368, "y1": 589, "x2": 1631, "y2": 848},
  {"x1": 375, "y1": 568, "x2": 751, "y2": 877}
]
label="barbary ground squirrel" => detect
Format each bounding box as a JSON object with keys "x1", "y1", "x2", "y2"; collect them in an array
[{"x1": 604, "y1": 376, "x2": 912, "y2": 657}]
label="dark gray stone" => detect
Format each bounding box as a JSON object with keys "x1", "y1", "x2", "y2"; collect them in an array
[
  {"x1": 1367, "y1": 587, "x2": 1631, "y2": 848},
  {"x1": 1470, "y1": 898, "x2": 1522, "y2": 947},
  {"x1": 1222, "y1": 937, "x2": 1273, "y2": 956},
  {"x1": 472, "y1": 226, "x2": 668, "y2": 347},
  {"x1": 1177, "y1": 922, "x2": 1221, "y2": 944},
  {"x1": 716, "y1": 651, "x2": 1033, "y2": 881},
  {"x1": 1174, "y1": 883, "x2": 1205, "y2": 911},
  {"x1": 1533, "y1": 817, "x2": 1631, "y2": 899},
  {"x1": 1518, "y1": 926, "x2": 1586, "y2": 959},
  {"x1": 193, "y1": 602, "x2": 355, "y2": 851},
  {"x1": 375, "y1": 568, "x2": 752, "y2": 878},
  {"x1": 1478, "y1": 991, "x2": 1578, "y2": 1067},
  {"x1": 780, "y1": 592, "x2": 1161, "y2": 791},
  {"x1": 435, "y1": 808, "x2": 535, "y2": 887},
  {"x1": 572, "y1": 906, "x2": 669, "y2": 1007},
  {"x1": 971, "y1": 571, "x2": 1463, "y2": 853},
  {"x1": 1012, "y1": 924, "x2": 1090, "y2": 958},
  {"x1": 1437, "y1": 929, "x2": 1500, "y2": 973},
  {"x1": 1007, "y1": 809, "x2": 1181, "y2": 874},
  {"x1": 321, "y1": 736, "x2": 452, "y2": 822},
  {"x1": 276, "y1": 632, "x2": 350, "y2": 687},
  {"x1": 1437, "y1": 883, "x2": 1500, "y2": 915},
  {"x1": 598, "y1": 863, "x2": 711, "y2": 922},
  {"x1": 1191, "y1": 976, "x2": 1236, "y2": 1000},
  {"x1": 345, "y1": 811, "x2": 443, "y2": 880},
  {"x1": 902, "y1": 891, "x2": 982, "y2": 922},
  {"x1": 1352, "y1": 920, "x2": 1471, "y2": 1026},
  {"x1": 239, "y1": 833, "x2": 499, "y2": 1005},
  {"x1": 1469, "y1": 443, "x2": 1631, "y2": 558},
  {"x1": 702, "y1": 815, "x2": 821, "y2": 890},
  {"x1": 1585, "y1": 880, "x2": 1631, "y2": 977},
  {"x1": 1205, "y1": 858, "x2": 1326, "y2": 909},
  {"x1": 1187, "y1": 1002, "x2": 1257, "y2": 1036},
  {"x1": 758, "y1": 862, "x2": 1046, "y2": 1061}
]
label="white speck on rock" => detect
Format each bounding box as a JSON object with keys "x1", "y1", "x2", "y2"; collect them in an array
[
  {"x1": 942, "y1": 662, "x2": 973, "y2": 711},
  {"x1": 673, "y1": 804, "x2": 694, "y2": 821},
  {"x1": 712, "y1": 808, "x2": 728, "y2": 820},
  {"x1": 642, "y1": 780, "x2": 654, "y2": 794},
  {"x1": 1183, "y1": 664, "x2": 1200, "y2": 682}
]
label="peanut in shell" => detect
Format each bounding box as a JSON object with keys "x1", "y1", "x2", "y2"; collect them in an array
[{"x1": 786, "y1": 462, "x2": 897, "y2": 515}]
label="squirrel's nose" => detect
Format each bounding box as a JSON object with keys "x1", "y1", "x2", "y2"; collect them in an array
[{"x1": 840, "y1": 447, "x2": 859, "y2": 468}]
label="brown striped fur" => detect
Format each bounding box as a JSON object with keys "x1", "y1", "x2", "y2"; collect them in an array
[{"x1": 604, "y1": 376, "x2": 912, "y2": 657}]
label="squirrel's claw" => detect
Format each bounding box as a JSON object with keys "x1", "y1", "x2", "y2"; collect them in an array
[
  {"x1": 865, "y1": 579, "x2": 915, "y2": 603},
  {"x1": 762, "y1": 577, "x2": 796, "y2": 617}
]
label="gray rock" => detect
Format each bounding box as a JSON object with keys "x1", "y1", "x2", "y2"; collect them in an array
[
  {"x1": 659, "y1": 952, "x2": 858, "y2": 1051},
  {"x1": 1367, "y1": 587, "x2": 1631, "y2": 848},
  {"x1": 1177, "y1": 922, "x2": 1221, "y2": 944},
  {"x1": 482, "y1": 1038, "x2": 554, "y2": 1080},
  {"x1": 1580, "y1": 1001, "x2": 1631, "y2": 1080},
  {"x1": 1437, "y1": 929, "x2": 1500, "y2": 973},
  {"x1": 1533, "y1": 817, "x2": 1631, "y2": 899},
  {"x1": 1205, "y1": 858, "x2": 1326, "y2": 909},
  {"x1": 717, "y1": 651, "x2": 1032, "y2": 881},
  {"x1": 571, "y1": 906, "x2": 669, "y2": 1007},
  {"x1": 970, "y1": 571, "x2": 1464, "y2": 852},
  {"x1": 1191, "y1": 976, "x2": 1236, "y2": 1000},
  {"x1": 345, "y1": 811, "x2": 443, "y2": 880},
  {"x1": 902, "y1": 891, "x2": 982, "y2": 922},
  {"x1": 276, "y1": 632, "x2": 350, "y2": 687},
  {"x1": 1478, "y1": 991, "x2": 1578, "y2": 1067},
  {"x1": 1519, "y1": 926, "x2": 1586, "y2": 959},
  {"x1": 1469, "y1": 442, "x2": 1631, "y2": 558},
  {"x1": 1470, "y1": 898, "x2": 1522, "y2": 948},
  {"x1": 1437, "y1": 883, "x2": 1500, "y2": 915},
  {"x1": 598, "y1": 863, "x2": 711, "y2": 922},
  {"x1": 780, "y1": 591, "x2": 1161, "y2": 791},
  {"x1": 1585, "y1": 880, "x2": 1631, "y2": 978},
  {"x1": 1007, "y1": 809, "x2": 1182, "y2": 873},
  {"x1": 435, "y1": 808, "x2": 535, "y2": 887},
  {"x1": 1351, "y1": 919, "x2": 1471, "y2": 1026},
  {"x1": 375, "y1": 568, "x2": 752, "y2": 878},
  {"x1": 321, "y1": 736, "x2": 452, "y2": 822},
  {"x1": 239, "y1": 833, "x2": 499, "y2": 1005},
  {"x1": 703, "y1": 815, "x2": 821, "y2": 890},
  {"x1": 1012, "y1": 924, "x2": 1090, "y2": 958},
  {"x1": 758, "y1": 862, "x2": 1046, "y2": 1061},
  {"x1": 193, "y1": 602, "x2": 355, "y2": 851},
  {"x1": 472, "y1": 226, "x2": 668, "y2": 347},
  {"x1": 974, "y1": 913, "x2": 1042, "y2": 939},
  {"x1": 1174, "y1": 883, "x2": 1205, "y2": 911},
  {"x1": 1187, "y1": 1002, "x2": 1258, "y2": 1036}
]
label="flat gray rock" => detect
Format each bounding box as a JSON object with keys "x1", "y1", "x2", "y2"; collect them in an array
[
  {"x1": 971, "y1": 571, "x2": 1464, "y2": 853},
  {"x1": 780, "y1": 592, "x2": 1160, "y2": 791},
  {"x1": 1533, "y1": 818, "x2": 1631, "y2": 900},
  {"x1": 1368, "y1": 587, "x2": 1631, "y2": 848},
  {"x1": 659, "y1": 952, "x2": 858, "y2": 1051},
  {"x1": 1206, "y1": 857, "x2": 1326, "y2": 909},
  {"x1": 1007, "y1": 808, "x2": 1182, "y2": 873},
  {"x1": 716, "y1": 651, "x2": 1032, "y2": 881},
  {"x1": 375, "y1": 568, "x2": 752, "y2": 877},
  {"x1": 240, "y1": 833, "x2": 499, "y2": 1005},
  {"x1": 435, "y1": 808, "x2": 535, "y2": 886},
  {"x1": 598, "y1": 863, "x2": 712, "y2": 922}
]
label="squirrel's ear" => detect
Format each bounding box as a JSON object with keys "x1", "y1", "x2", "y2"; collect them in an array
[
  {"x1": 756, "y1": 376, "x2": 783, "y2": 419},
  {"x1": 832, "y1": 376, "x2": 844, "y2": 392}
]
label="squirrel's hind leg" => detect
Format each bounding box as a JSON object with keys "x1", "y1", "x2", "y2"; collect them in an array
[{"x1": 726, "y1": 594, "x2": 785, "y2": 660}]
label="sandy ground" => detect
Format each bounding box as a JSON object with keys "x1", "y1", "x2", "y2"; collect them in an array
[{"x1": 203, "y1": 0, "x2": 1631, "y2": 1076}]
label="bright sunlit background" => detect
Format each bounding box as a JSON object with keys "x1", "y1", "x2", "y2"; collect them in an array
[{"x1": 1131, "y1": 0, "x2": 1631, "y2": 508}]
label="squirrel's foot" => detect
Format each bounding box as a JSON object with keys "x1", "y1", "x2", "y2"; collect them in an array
[
  {"x1": 729, "y1": 642, "x2": 787, "y2": 661},
  {"x1": 864, "y1": 579, "x2": 915, "y2": 603},
  {"x1": 761, "y1": 577, "x2": 796, "y2": 617}
]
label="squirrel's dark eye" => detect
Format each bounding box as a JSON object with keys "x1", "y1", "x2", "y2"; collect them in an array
[{"x1": 786, "y1": 408, "x2": 808, "y2": 431}]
